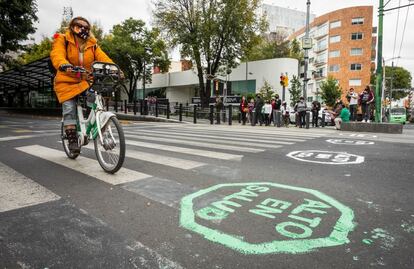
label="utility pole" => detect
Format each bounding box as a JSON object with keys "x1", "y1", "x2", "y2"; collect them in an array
[
  {"x1": 303, "y1": 0, "x2": 311, "y2": 100},
  {"x1": 375, "y1": 0, "x2": 384, "y2": 123}
]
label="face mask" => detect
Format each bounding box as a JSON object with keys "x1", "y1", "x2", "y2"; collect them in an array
[{"x1": 77, "y1": 28, "x2": 89, "y2": 40}]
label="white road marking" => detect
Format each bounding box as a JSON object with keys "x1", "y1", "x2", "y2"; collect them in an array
[
  {"x1": 16, "y1": 145, "x2": 151, "y2": 185},
  {"x1": 124, "y1": 134, "x2": 268, "y2": 153},
  {"x1": 0, "y1": 161, "x2": 60, "y2": 213},
  {"x1": 0, "y1": 133, "x2": 57, "y2": 142},
  {"x1": 287, "y1": 150, "x2": 365, "y2": 165},
  {"x1": 126, "y1": 140, "x2": 243, "y2": 161}
]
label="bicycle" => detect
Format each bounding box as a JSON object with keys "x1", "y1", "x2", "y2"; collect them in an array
[{"x1": 60, "y1": 62, "x2": 126, "y2": 174}]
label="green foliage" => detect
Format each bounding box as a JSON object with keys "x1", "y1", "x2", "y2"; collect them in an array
[
  {"x1": 153, "y1": 0, "x2": 266, "y2": 106},
  {"x1": 289, "y1": 75, "x2": 302, "y2": 106},
  {"x1": 20, "y1": 37, "x2": 52, "y2": 64},
  {"x1": 0, "y1": 0, "x2": 38, "y2": 69},
  {"x1": 244, "y1": 36, "x2": 303, "y2": 62},
  {"x1": 384, "y1": 65, "x2": 412, "y2": 100},
  {"x1": 100, "y1": 18, "x2": 170, "y2": 102},
  {"x1": 320, "y1": 76, "x2": 342, "y2": 107},
  {"x1": 258, "y1": 80, "x2": 275, "y2": 102}
]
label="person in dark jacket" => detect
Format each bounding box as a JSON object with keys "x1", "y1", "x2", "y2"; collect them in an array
[
  {"x1": 311, "y1": 100, "x2": 321, "y2": 127},
  {"x1": 359, "y1": 85, "x2": 375, "y2": 122},
  {"x1": 255, "y1": 94, "x2": 264, "y2": 126},
  {"x1": 294, "y1": 97, "x2": 307, "y2": 128}
]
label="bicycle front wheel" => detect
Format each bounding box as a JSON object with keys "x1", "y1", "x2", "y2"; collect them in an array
[
  {"x1": 94, "y1": 117, "x2": 125, "y2": 174},
  {"x1": 61, "y1": 122, "x2": 80, "y2": 159}
]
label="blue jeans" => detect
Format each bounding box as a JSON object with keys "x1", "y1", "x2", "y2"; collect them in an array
[
  {"x1": 62, "y1": 99, "x2": 77, "y2": 126},
  {"x1": 362, "y1": 103, "x2": 370, "y2": 121}
]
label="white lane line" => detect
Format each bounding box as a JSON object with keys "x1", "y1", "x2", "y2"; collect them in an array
[
  {"x1": 0, "y1": 133, "x2": 57, "y2": 142},
  {"x1": 0, "y1": 161, "x2": 60, "y2": 213},
  {"x1": 126, "y1": 129, "x2": 300, "y2": 145},
  {"x1": 83, "y1": 144, "x2": 206, "y2": 170},
  {"x1": 16, "y1": 145, "x2": 151, "y2": 185},
  {"x1": 124, "y1": 134, "x2": 267, "y2": 153},
  {"x1": 126, "y1": 140, "x2": 243, "y2": 161}
]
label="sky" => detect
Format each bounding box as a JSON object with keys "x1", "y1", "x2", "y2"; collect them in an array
[{"x1": 33, "y1": 0, "x2": 414, "y2": 85}]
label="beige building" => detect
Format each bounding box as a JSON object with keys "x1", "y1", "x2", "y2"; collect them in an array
[{"x1": 290, "y1": 6, "x2": 376, "y2": 102}]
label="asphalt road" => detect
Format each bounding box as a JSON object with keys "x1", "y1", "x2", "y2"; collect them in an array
[{"x1": 0, "y1": 115, "x2": 413, "y2": 269}]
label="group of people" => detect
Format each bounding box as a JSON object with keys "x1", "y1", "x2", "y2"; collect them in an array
[{"x1": 238, "y1": 85, "x2": 376, "y2": 130}]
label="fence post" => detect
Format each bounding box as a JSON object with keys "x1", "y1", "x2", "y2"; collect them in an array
[
  {"x1": 186, "y1": 102, "x2": 189, "y2": 117},
  {"x1": 140, "y1": 100, "x2": 143, "y2": 115},
  {"x1": 167, "y1": 101, "x2": 170, "y2": 119},
  {"x1": 193, "y1": 105, "x2": 197, "y2": 124},
  {"x1": 228, "y1": 105, "x2": 232, "y2": 125},
  {"x1": 179, "y1": 103, "x2": 183, "y2": 122},
  {"x1": 155, "y1": 101, "x2": 159, "y2": 117},
  {"x1": 216, "y1": 106, "x2": 221, "y2": 124},
  {"x1": 133, "y1": 100, "x2": 137, "y2": 115},
  {"x1": 124, "y1": 100, "x2": 127, "y2": 114},
  {"x1": 321, "y1": 112, "x2": 326, "y2": 127},
  {"x1": 115, "y1": 98, "x2": 118, "y2": 113},
  {"x1": 210, "y1": 105, "x2": 214, "y2": 124},
  {"x1": 306, "y1": 111, "x2": 310, "y2": 129},
  {"x1": 106, "y1": 98, "x2": 109, "y2": 111},
  {"x1": 222, "y1": 107, "x2": 226, "y2": 123}
]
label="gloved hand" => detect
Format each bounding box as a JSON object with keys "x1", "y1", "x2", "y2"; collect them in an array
[{"x1": 59, "y1": 63, "x2": 73, "y2": 72}]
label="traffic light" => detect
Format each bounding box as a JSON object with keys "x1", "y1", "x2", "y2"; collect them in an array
[{"x1": 280, "y1": 74, "x2": 289, "y2": 87}]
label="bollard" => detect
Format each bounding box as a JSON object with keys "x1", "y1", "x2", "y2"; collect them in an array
[
  {"x1": 133, "y1": 100, "x2": 137, "y2": 115},
  {"x1": 155, "y1": 101, "x2": 159, "y2": 117},
  {"x1": 115, "y1": 100, "x2": 118, "y2": 113},
  {"x1": 179, "y1": 103, "x2": 183, "y2": 122},
  {"x1": 186, "y1": 102, "x2": 189, "y2": 117},
  {"x1": 124, "y1": 100, "x2": 127, "y2": 114},
  {"x1": 216, "y1": 106, "x2": 221, "y2": 124},
  {"x1": 239, "y1": 112, "x2": 241, "y2": 124},
  {"x1": 276, "y1": 111, "x2": 282, "y2": 128},
  {"x1": 222, "y1": 108, "x2": 226, "y2": 123},
  {"x1": 228, "y1": 105, "x2": 232, "y2": 126},
  {"x1": 321, "y1": 112, "x2": 326, "y2": 128},
  {"x1": 193, "y1": 105, "x2": 197, "y2": 124},
  {"x1": 106, "y1": 98, "x2": 109, "y2": 111},
  {"x1": 251, "y1": 111, "x2": 256, "y2": 126},
  {"x1": 306, "y1": 111, "x2": 310, "y2": 129},
  {"x1": 210, "y1": 105, "x2": 214, "y2": 125},
  {"x1": 167, "y1": 101, "x2": 170, "y2": 119},
  {"x1": 140, "y1": 100, "x2": 143, "y2": 115}
]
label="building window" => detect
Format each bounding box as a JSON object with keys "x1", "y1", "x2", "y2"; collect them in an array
[
  {"x1": 351, "y1": 32, "x2": 363, "y2": 40},
  {"x1": 350, "y1": 48, "x2": 363, "y2": 56},
  {"x1": 350, "y1": 63, "x2": 362, "y2": 71},
  {"x1": 349, "y1": 79, "x2": 362, "y2": 86},
  {"x1": 316, "y1": 52, "x2": 327, "y2": 64},
  {"x1": 329, "y1": 64, "x2": 340, "y2": 72},
  {"x1": 352, "y1": 17, "x2": 364, "y2": 25},
  {"x1": 330, "y1": 35, "x2": 341, "y2": 43},
  {"x1": 329, "y1": 50, "x2": 340, "y2": 58},
  {"x1": 330, "y1": 20, "x2": 341, "y2": 29},
  {"x1": 316, "y1": 38, "x2": 327, "y2": 51}
]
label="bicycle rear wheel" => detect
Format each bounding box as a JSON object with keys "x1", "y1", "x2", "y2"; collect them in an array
[
  {"x1": 94, "y1": 117, "x2": 125, "y2": 174},
  {"x1": 61, "y1": 122, "x2": 80, "y2": 159}
]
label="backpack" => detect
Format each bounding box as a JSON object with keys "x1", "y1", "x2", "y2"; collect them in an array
[{"x1": 48, "y1": 37, "x2": 68, "y2": 77}]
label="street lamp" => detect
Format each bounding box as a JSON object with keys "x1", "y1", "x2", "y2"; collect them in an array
[{"x1": 381, "y1": 56, "x2": 401, "y2": 121}]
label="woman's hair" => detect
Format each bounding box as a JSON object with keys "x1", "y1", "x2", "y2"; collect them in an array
[
  {"x1": 365, "y1": 85, "x2": 371, "y2": 92},
  {"x1": 69, "y1": 16, "x2": 91, "y2": 30}
]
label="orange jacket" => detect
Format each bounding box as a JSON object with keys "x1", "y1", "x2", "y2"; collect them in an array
[{"x1": 50, "y1": 31, "x2": 113, "y2": 103}]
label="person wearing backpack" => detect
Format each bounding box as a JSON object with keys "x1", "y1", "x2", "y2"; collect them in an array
[
  {"x1": 311, "y1": 99, "x2": 321, "y2": 127},
  {"x1": 294, "y1": 97, "x2": 307, "y2": 128},
  {"x1": 359, "y1": 86, "x2": 374, "y2": 122},
  {"x1": 50, "y1": 16, "x2": 115, "y2": 153}
]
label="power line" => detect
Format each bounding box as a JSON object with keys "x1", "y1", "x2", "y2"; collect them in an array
[
  {"x1": 391, "y1": 0, "x2": 402, "y2": 61},
  {"x1": 396, "y1": 3, "x2": 410, "y2": 66}
]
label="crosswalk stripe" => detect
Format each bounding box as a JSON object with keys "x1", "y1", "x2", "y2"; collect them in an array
[
  {"x1": 126, "y1": 140, "x2": 243, "y2": 161},
  {"x1": 16, "y1": 145, "x2": 151, "y2": 185},
  {"x1": 126, "y1": 129, "x2": 301, "y2": 144},
  {"x1": 0, "y1": 161, "x2": 60, "y2": 213},
  {"x1": 124, "y1": 134, "x2": 269, "y2": 153},
  {"x1": 83, "y1": 144, "x2": 206, "y2": 170},
  {"x1": 0, "y1": 133, "x2": 57, "y2": 142}
]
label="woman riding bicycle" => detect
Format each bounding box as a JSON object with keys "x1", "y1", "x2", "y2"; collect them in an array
[{"x1": 50, "y1": 16, "x2": 114, "y2": 154}]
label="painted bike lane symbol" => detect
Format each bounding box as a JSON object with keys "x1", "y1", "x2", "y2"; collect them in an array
[
  {"x1": 287, "y1": 150, "x2": 364, "y2": 165},
  {"x1": 180, "y1": 182, "x2": 356, "y2": 255},
  {"x1": 326, "y1": 139, "x2": 375, "y2": 145}
]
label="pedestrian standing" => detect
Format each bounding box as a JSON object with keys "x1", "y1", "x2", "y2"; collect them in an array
[
  {"x1": 255, "y1": 95, "x2": 264, "y2": 126},
  {"x1": 263, "y1": 100, "x2": 272, "y2": 126},
  {"x1": 248, "y1": 98, "x2": 255, "y2": 124},
  {"x1": 239, "y1": 96, "x2": 248, "y2": 125},
  {"x1": 359, "y1": 86, "x2": 374, "y2": 122},
  {"x1": 281, "y1": 101, "x2": 289, "y2": 127},
  {"x1": 295, "y1": 97, "x2": 307, "y2": 128},
  {"x1": 311, "y1": 99, "x2": 321, "y2": 127},
  {"x1": 347, "y1": 88, "x2": 358, "y2": 121}
]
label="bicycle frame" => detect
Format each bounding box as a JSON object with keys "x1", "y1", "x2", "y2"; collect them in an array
[{"x1": 76, "y1": 91, "x2": 116, "y2": 147}]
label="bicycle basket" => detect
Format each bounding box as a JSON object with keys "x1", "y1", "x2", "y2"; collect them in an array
[{"x1": 91, "y1": 62, "x2": 121, "y2": 94}]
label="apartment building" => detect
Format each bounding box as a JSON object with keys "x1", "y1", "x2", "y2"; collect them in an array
[{"x1": 290, "y1": 6, "x2": 376, "y2": 102}]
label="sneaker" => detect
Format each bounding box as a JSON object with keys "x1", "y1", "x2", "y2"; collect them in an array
[
  {"x1": 367, "y1": 120, "x2": 371, "y2": 123},
  {"x1": 65, "y1": 129, "x2": 80, "y2": 154}
]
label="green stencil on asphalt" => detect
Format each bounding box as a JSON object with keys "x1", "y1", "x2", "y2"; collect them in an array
[{"x1": 180, "y1": 182, "x2": 356, "y2": 255}]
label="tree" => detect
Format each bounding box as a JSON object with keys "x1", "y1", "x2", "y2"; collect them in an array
[
  {"x1": 20, "y1": 36, "x2": 52, "y2": 64},
  {"x1": 384, "y1": 65, "x2": 412, "y2": 100},
  {"x1": 258, "y1": 80, "x2": 274, "y2": 102},
  {"x1": 0, "y1": 0, "x2": 38, "y2": 69},
  {"x1": 289, "y1": 75, "x2": 302, "y2": 106},
  {"x1": 320, "y1": 76, "x2": 342, "y2": 107},
  {"x1": 153, "y1": 0, "x2": 266, "y2": 107},
  {"x1": 100, "y1": 18, "x2": 170, "y2": 102}
]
